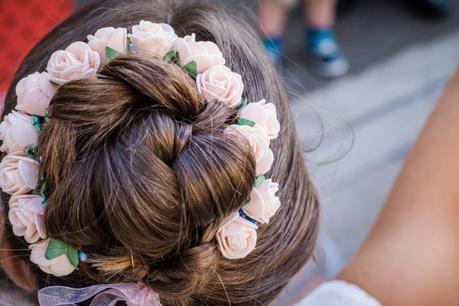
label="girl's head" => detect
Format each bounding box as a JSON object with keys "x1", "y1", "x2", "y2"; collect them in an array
[{"x1": 2, "y1": 0, "x2": 319, "y2": 305}]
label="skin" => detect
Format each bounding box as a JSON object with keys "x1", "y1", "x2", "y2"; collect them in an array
[
  {"x1": 338, "y1": 70, "x2": 459, "y2": 306},
  {"x1": 305, "y1": 0, "x2": 336, "y2": 28},
  {"x1": 257, "y1": 0, "x2": 336, "y2": 37}
]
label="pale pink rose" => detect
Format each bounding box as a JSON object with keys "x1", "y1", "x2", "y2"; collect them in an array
[
  {"x1": 88, "y1": 27, "x2": 127, "y2": 63},
  {"x1": 47, "y1": 41, "x2": 100, "y2": 84},
  {"x1": 239, "y1": 99, "x2": 280, "y2": 139},
  {"x1": 196, "y1": 65, "x2": 243, "y2": 107},
  {"x1": 243, "y1": 179, "x2": 280, "y2": 224},
  {"x1": 15, "y1": 72, "x2": 57, "y2": 116},
  {"x1": 128, "y1": 21, "x2": 177, "y2": 58},
  {"x1": 216, "y1": 212, "x2": 257, "y2": 259},
  {"x1": 8, "y1": 194, "x2": 46, "y2": 243},
  {"x1": 174, "y1": 33, "x2": 225, "y2": 74},
  {"x1": 0, "y1": 152, "x2": 39, "y2": 195},
  {"x1": 29, "y1": 239, "x2": 75, "y2": 277},
  {"x1": 228, "y1": 125, "x2": 274, "y2": 176},
  {"x1": 0, "y1": 111, "x2": 38, "y2": 153}
]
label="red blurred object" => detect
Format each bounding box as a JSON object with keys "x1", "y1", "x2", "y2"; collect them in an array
[{"x1": 0, "y1": 0, "x2": 74, "y2": 92}]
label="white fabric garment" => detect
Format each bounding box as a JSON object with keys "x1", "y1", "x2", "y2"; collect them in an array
[{"x1": 294, "y1": 280, "x2": 382, "y2": 306}]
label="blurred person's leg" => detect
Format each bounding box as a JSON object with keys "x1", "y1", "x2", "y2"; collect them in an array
[
  {"x1": 256, "y1": 0, "x2": 295, "y2": 65},
  {"x1": 305, "y1": 0, "x2": 349, "y2": 77}
]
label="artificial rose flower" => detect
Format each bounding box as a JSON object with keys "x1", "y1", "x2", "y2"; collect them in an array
[
  {"x1": 228, "y1": 125, "x2": 274, "y2": 176},
  {"x1": 0, "y1": 111, "x2": 38, "y2": 153},
  {"x1": 174, "y1": 33, "x2": 225, "y2": 74},
  {"x1": 47, "y1": 41, "x2": 100, "y2": 84},
  {"x1": 87, "y1": 27, "x2": 127, "y2": 63},
  {"x1": 216, "y1": 212, "x2": 257, "y2": 259},
  {"x1": 239, "y1": 99, "x2": 280, "y2": 139},
  {"x1": 128, "y1": 21, "x2": 177, "y2": 58},
  {"x1": 15, "y1": 72, "x2": 56, "y2": 116},
  {"x1": 29, "y1": 239, "x2": 75, "y2": 277},
  {"x1": 0, "y1": 152, "x2": 39, "y2": 195},
  {"x1": 9, "y1": 194, "x2": 46, "y2": 243},
  {"x1": 196, "y1": 65, "x2": 243, "y2": 107},
  {"x1": 243, "y1": 179, "x2": 280, "y2": 224}
]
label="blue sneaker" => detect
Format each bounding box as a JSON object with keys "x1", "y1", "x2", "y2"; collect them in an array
[
  {"x1": 262, "y1": 36, "x2": 282, "y2": 67},
  {"x1": 306, "y1": 28, "x2": 349, "y2": 78}
]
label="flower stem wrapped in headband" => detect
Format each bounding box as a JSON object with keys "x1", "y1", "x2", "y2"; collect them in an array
[{"x1": 0, "y1": 19, "x2": 281, "y2": 302}]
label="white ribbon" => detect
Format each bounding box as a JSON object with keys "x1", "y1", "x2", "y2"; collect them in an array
[{"x1": 38, "y1": 283, "x2": 161, "y2": 306}]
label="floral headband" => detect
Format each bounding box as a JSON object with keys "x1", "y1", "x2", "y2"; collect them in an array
[{"x1": 0, "y1": 20, "x2": 280, "y2": 304}]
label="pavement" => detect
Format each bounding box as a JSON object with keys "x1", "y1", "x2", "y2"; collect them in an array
[{"x1": 268, "y1": 0, "x2": 459, "y2": 304}]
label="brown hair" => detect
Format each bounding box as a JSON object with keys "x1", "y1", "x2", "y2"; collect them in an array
[{"x1": 2, "y1": 0, "x2": 319, "y2": 305}]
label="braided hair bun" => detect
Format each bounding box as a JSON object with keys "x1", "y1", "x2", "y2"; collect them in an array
[{"x1": 2, "y1": 1, "x2": 319, "y2": 305}]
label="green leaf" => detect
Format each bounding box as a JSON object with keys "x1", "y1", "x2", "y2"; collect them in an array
[
  {"x1": 32, "y1": 177, "x2": 46, "y2": 197},
  {"x1": 242, "y1": 198, "x2": 250, "y2": 209},
  {"x1": 175, "y1": 50, "x2": 181, "y2": 63},
  {"x1": 45, "y1": 239, "x2": 68, "y2": 260},
  {"x1": 45, "y1": 239, "x2": 79, "y2": 268},
  {"x1": 255, "y1": 175, "x2": 266, "y2": 187},
  {"x1": 31, "y1": 115, "x2": 43, "y2": 132},
  {"x1": 67, "y1": 247, "x2": 79, "y2": 268},
  {"x1": 24, "y1": 145, "x2": 38, "y2": 158},
  {"x1": 106, "y1": 46, "x2": 121, "y2": 61},
  {"x1": 234, "y1": 98, "x2": 248, "y2": 109},
  {"x1": 164, "y1": 49, "x2": 179, "y2": 63},
  {"x1": 36, "y1": 178, "x2": 47, "y2": 197},
  {"x1": 236, "y1": 117, "x2": 255, "y2": 127},
  {"x1": 183, "y1": 60, "x2": 197, "y2": 78}
]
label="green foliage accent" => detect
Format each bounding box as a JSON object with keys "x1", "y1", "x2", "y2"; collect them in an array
[
  {"x1": 164, "y1": 49, "x2": 180, "y2": 64},
  {"x1": 255, "y1": 175, "x2": 266, "y2": 187},
  {"x1": 183, "y1": 60, "x2": 197, "y2": 78},
  {"x1": 234, "y1": 98, "x2": 248, "y2": 109},
  {"x1": 35, "y1": 177, "x2": 47, "y2": 197},
  {"x1": 164, "y1": 50, "x2": 197, "y2": 78},
  {"x1": 242, "y1": 198, "x2": 250, "y2": 209},
  {"x1": 24, "y1": 145, "x2": 38, "y2": 158},
  {"x1": 45, "y1": 239, "x2": 79, "y2": 268},
  {"x1": 236, "y1": 117, "x2": 255, "y2": 127},
  {"x1": 67, "y1": 248, "x2": 79, "y2": 268},
  {"x1": 31, "y1": 115, "x2": 43, "y2": 132},
  {"x1": 106, "y1": 46, "x2": 121, "y2": 61},
  {"x1": 45, "y1": 239, "x2": 67, "y2": 259}
]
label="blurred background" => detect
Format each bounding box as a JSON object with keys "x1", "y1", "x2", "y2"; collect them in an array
[{"x1": 1, "y1": 0, "x2": 458, "y2": 305}]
